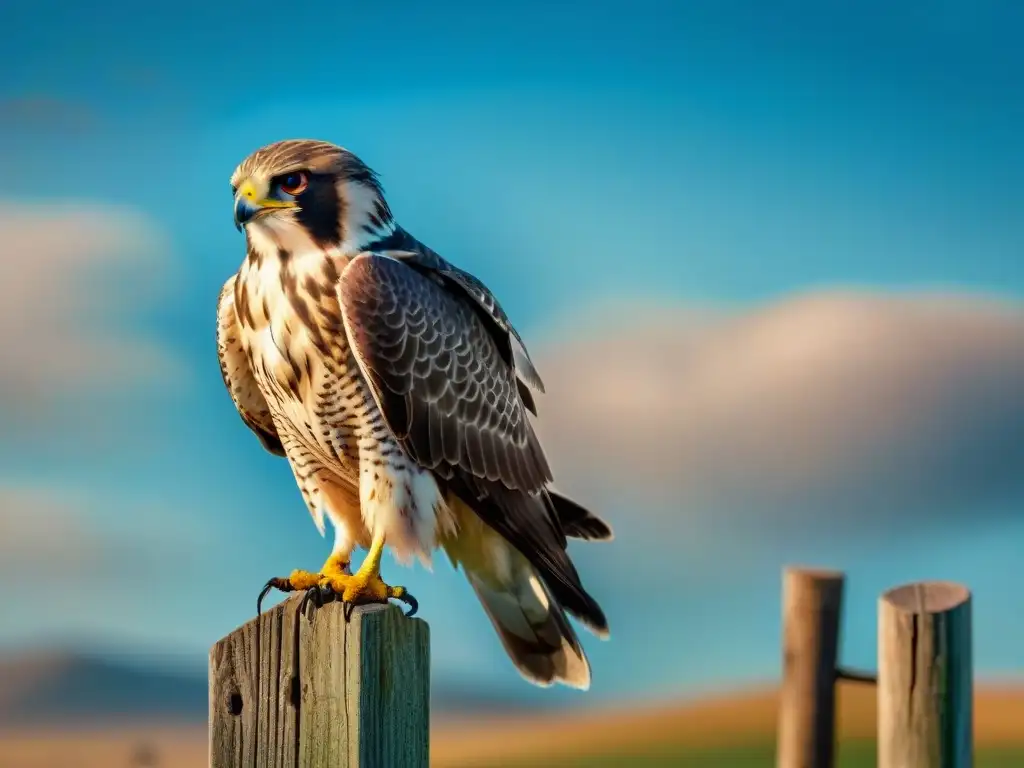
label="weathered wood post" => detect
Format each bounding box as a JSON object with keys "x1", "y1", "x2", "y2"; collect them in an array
[
  {"x1": 777, "y1": 566, "x2": 846, "y2": 768},
  {"x1": 878, "y1": 581, "x2": 972, "y2": 768},
  {"x1": 209, "y1": 597, "x2": 430, "y2": 768}
]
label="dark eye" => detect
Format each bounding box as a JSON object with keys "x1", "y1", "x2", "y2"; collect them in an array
[{"x1": 278, "y1": 171, "x2": 308, "y2": 196}]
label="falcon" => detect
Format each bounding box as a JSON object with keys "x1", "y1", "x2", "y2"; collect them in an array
[{"x1": 217, "y1": 139, "x2": 611, "y2": 688}]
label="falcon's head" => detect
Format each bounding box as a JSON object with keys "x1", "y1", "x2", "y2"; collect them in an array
[{"x1": 230, "y1": 139, "x2": 395, "y2": 256}]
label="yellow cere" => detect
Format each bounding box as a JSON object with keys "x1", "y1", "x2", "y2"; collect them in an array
[{"x1": 237, "y1": 178, "x2": 296, "y2": 208}]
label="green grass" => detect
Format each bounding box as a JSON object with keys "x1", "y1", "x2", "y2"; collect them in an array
[{"x1": 499, "y1": 741, "x2": 1024, "y2": 767}]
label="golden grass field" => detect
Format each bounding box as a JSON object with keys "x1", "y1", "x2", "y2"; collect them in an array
[{"x1": 2, "y1": 682, "x2": 1022, "y2": 767}]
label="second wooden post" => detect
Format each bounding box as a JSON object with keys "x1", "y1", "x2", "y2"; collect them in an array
[
  {"x1": 878, "y1": 581, "x2": 972, "y2": 768},
  {"x1": 777, "y1": 566, "x2": 846, "y2": 768}
]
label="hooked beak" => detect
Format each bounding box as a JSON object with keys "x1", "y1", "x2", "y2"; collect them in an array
[
  {"x1": 234, "y1": 195, "x2": 260, "y2": 231},
  {"x1": 233, "y1": 179, "x2": 297, "y2": 231}
]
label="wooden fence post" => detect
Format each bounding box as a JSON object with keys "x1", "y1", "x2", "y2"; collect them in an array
[
  {"x1": 878, "y1": 581, "x2": 972, "y2": 768},
  {"x1": 777, "y1": 566, "x2": 846, "y2": 768},
  {"x1": 209, "y1": 597, "x2": 430, "y2": 768}
]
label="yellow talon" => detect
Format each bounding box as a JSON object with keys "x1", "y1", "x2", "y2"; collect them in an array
[
  {"x1": 257, "y1": 558, "x2": 350, "y2": 613},
  {"x1": 335, "y1": 572, "x2": 406, "y2": 605},
  {"x1": 286, "y1": 569, "x2": 322, "y2": 591},
  {"x1": 257, "y1": 535, "x2": 417, "y2": 618}
]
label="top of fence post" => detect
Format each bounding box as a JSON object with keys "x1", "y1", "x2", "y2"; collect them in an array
[
  {"x1": 209, "y1": 597, "x2": 429, "y2": 768},
  {"x1": 877, "y1": 581, "x2": 972, "y2": 768}
]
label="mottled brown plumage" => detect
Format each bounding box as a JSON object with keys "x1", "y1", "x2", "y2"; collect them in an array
[
  {"x1": 340, "y1": 252, "x2": 550, "y2": 491},
  {"x1": 217, "y1": 138, "x2": 612, "y2": 689}
]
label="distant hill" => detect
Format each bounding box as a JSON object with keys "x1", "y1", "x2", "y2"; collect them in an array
[
  {"x1": 0, "y1": 652, "x2": 208, "y2": 725},
  {"x1": 0, "y1": 650, "x2": 545, "y2": 726}
]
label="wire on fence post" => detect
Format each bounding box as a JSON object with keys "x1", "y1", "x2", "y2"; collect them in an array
[{"x1": 835, "y1": 667, "x2": 877, "y2": 685}]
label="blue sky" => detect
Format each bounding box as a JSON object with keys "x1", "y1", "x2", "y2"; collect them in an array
[{"x1": 0, "y1": 0, "x2": 1022, "y2": 707}]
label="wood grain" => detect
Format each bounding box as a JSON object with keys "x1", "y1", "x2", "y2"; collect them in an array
[
  {"x1": 878, "y1": 581, "x2": 972, "y2": 768},
  {"x1": 209, "y1": 598, "x2": 429, "y2": 768}
]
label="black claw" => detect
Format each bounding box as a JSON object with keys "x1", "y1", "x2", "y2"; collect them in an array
[
  {"x1": 343, "y1": 601, "x2": 355, "y2": 623},
  {"x1": 257, "y1": 585, "x2": 272, "y2": 617},
  {"x1": 398, "y1": 593, "x2": 418, "y2": 618},
  {"x1": 298, "y1": 587, "x2": 318, "y2": 622},
  {"x1": 257, "y1": 577, "x2": 292, "y2": 616},
  {"x1": 299, "y1": 584, "x2": 337, "y2": 623}
]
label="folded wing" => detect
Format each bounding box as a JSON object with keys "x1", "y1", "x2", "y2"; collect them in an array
[
  {"x1": 216, "y1": 275, "x2": 285, "y2": 457},
  {"x1": 338, "y1": 252, "x2": 607, "y2": 637}
]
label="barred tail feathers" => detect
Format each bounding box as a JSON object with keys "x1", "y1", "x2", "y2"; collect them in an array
[
  {"x1": 467, "y1": 556, "x2": 591, "y2": 690},
  {"x1": 442, "y1": 495, "x2": 592, "y2": 689},
  {"x1": 468, "y1": 557, "x2": 589, "y2": 688}
]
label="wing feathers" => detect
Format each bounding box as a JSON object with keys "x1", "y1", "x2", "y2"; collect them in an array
[
  {"x1": 340, "y1": 251, "x2": 608, "y2": 642},
  {"x1": 455, "y1": 474, "x2": 608, "y2": 637},
  {"x1": 339, "y1": 253, "x2": 552, "y2": 492},
  {"x1": 377, "y1": 237, "x2": 545, "y2": 393}
]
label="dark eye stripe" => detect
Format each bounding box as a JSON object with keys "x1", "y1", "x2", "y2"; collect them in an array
[{"x1": 295, "y1": 173, "x2": 341, "y2": 247}]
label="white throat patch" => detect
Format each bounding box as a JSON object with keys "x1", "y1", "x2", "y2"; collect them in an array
[{"x1": 246, "y1": 213, "x2": 319, "y2": 258}]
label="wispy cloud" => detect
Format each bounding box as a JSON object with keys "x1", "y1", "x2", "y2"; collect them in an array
[
  {"x1": 0, "y1": 203, "x2": 185, "y2": 424},
  {"x1": 535, "y1": 291, "x2": 1024, "y2": 539},
  {"x1": 0, "y1": 485, "x2": 214, "y2": 584},
  {"x1": 0, "y1": 487, "x2": 106, "y2": 575}
]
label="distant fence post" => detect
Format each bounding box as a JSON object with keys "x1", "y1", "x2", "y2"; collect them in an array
[
  {"x1": 209, "y1": 598, "x2": 430, "y2": 768},
  {"x1": 777, "y1": 566, "x2": 846, "y2": 768},
  {"x1": 878, "y1": 581, "x2": 972, "y2": 768}
]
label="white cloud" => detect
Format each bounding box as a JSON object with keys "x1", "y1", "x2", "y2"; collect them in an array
[
  {"x1": 534, "y1": 291, "x2": 1024, "y2": 537},
  {"x1": 0, "y1": 202, "x2": 183, "y2": 417},
  {"x1": 0, "y1": 486, "x2": 213, "y2": 581},
  {"x1": 0, "y1": 487, "x2": 106, "y2": 573}
]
